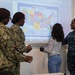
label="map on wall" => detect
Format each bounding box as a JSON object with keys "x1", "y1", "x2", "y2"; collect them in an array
[{"x1": 18, "y1": 3, "x2": 59, "y2": 37}]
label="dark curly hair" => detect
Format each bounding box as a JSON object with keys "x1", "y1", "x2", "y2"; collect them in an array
[{"x1": 51, "y1": 23, "x2": 64, "y2": 42}]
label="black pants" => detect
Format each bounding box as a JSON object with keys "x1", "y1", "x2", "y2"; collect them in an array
[
  {"x1": 0, "y1": 71, "x2": 14, "y2": 75},
  {"x1": 69, "y1": 71, "x2": 75, "y2": 75}
]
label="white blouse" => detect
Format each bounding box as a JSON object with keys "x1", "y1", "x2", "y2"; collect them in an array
[{"x1": 43, "y1": 37, "x2": 62, "y2": 57}]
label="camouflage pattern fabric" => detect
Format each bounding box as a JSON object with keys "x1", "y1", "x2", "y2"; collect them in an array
[
  {"x1": 0, "y1": 23, "x2": 26, "y2": 75},
  {"x1": 10, "y1": 24, "x2": 27, "y2": 75},
  {"x1": 10, "y1": 24, "x2": 26, "y2": 53}
]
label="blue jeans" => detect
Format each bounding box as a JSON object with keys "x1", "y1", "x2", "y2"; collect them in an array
[{"x1": 48, "y1": 54, "x2": 62, "y2": 73}]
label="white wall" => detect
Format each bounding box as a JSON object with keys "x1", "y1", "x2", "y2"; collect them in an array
[
  {"x1": 20, "y1": 46, "x2": 68, "y2": 75},
  {"x1": 20, "y1": 47, "x2": 48, "y2": 75},
  {"x1": 72, "y1": 0, "x2": 75, "y2": 19}
]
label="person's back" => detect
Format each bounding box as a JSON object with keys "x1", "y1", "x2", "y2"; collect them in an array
[
  {"x1": 10, "y1": 12, "x2": 33, "y2": 75},
  {"x1": 40, "y1": 23, "x2": 64, "y2": 73},
  {"x1": 10, "y1": 24, "x2": 26, "y2": 53}
]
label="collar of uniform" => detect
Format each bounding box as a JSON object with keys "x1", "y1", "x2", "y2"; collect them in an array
[
  {"x1": 14, "y1": 23, "x2": 20, "y2": 28},
  {"x1": 0, "y1": 22, "x2": 5, "y2": 26},
  {"x1": 73, "y1": 30, "x2": 75, "y2": 32}
]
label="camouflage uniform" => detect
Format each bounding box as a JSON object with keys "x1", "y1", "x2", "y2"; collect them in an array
[
  {"x1": 10, "y1": 24, "x2": 27, "y2": 53},
  {"x1": 62, "y1": 30, "x2": 75, "y2": 75},
  {"x1": 0, "y1": 23, "x2": 26, "y2": 75},
  {"x1": 10, "y1": 24, "x2": 27, "y2": 75}
]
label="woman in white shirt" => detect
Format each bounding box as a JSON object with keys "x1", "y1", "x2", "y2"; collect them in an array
[{"x1": 40, "y1": 23, "x2": 64, "y2": 73}]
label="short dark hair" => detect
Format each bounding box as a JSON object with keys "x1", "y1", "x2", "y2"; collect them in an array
[
  {"x1": 0, "y1": 8, "x2": 10, "y2": 21},
  {"x1": 11, "y1": 12, "x2": 25, "y2": 24},
  {"x1": 72, "y1": 18, "x2": 75, "y2": 21},
  {"x1": 51, "y1": 23, "x2": 64, "y2": 42}
]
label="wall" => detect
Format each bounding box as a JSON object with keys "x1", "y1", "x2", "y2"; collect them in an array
[
  {"x1": 20, "y1": 0, "x2": 72, "y2": 75},
  {"x1": 72, "y1": 0, "x2": 75, "y2": 19},
  {"x1": 20, "y1": 46, "x2": 68, "y2": 75}
]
